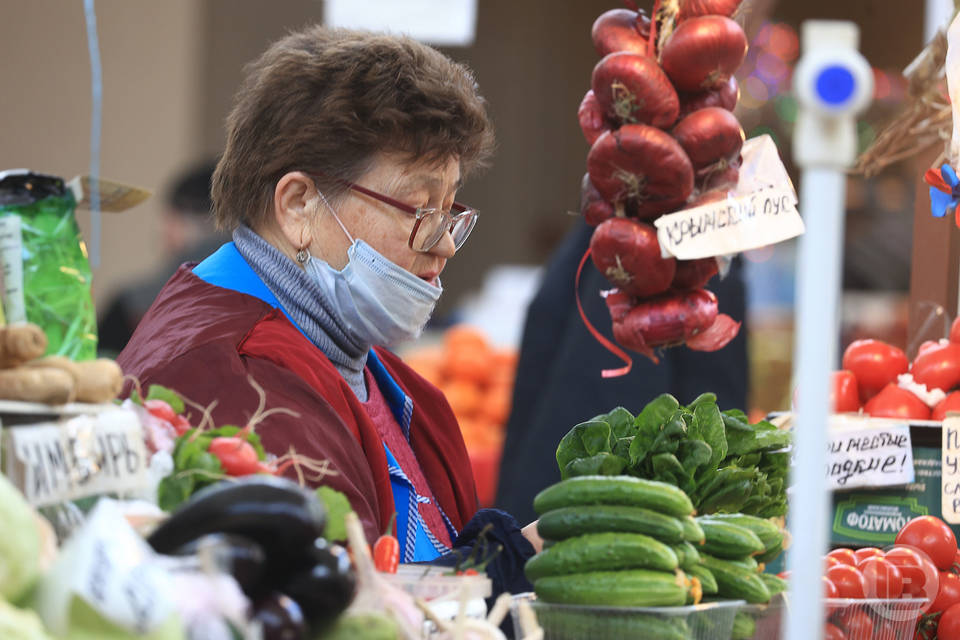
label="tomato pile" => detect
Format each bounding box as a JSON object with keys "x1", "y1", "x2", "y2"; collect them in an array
[
  {"x1": 579, "y1": 2, "x2": 746, "y2": 363},
  {"x1": 831, "y1": 317, "x2": 960, "y2": 421},
  {"x1": 778, "y1": 516, "x2": 960, "y2": 639}
]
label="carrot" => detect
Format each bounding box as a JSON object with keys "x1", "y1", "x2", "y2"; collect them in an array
[{"x1": 0, "y1": 323, "x2": 47, "y2": 368}]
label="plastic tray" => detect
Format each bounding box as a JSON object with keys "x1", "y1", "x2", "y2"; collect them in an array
[
  {"x1": 510, "y1": 593, "x2": 745, "y2": 640},
  {"x1": 733, "y1": 596, "x2": 927, "y2": 640},
  {"x1": 380, "y1": 564, "x2": 491, "y2": 601}
]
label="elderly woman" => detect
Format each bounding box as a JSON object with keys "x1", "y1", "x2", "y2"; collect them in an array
[{"x1": 119, "y1": 25, "x2": 538, "y2": 587}]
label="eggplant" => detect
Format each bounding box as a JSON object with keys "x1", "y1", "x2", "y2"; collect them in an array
[
  {"x1": 254, "y1": 593, "x2": 308, "y2": 640},
  {"x1": 283, "y1": 539, "x2": 357, "y2": 630},
  {"x1": 175, "y1": 533, "x2": 266, "y2": 595},
  {"x1": 148, "y1": 476, "x2": 326, "y2": 564}
]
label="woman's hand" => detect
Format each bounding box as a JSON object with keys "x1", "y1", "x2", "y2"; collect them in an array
[{"x1": 521, "y1": 520, "x2": 544, "y2": 554}]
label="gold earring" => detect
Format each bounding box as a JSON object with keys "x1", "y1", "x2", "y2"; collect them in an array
[{"x1": 296, "y1": 228, "x2": 309, "y2": 264}]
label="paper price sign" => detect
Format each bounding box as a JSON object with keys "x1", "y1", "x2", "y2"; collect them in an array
[
  {"x1": 654, "y1": 187, "x2": 805, "y2": 260},
  {"x1": 825, "y1": 423, "x2": 914, "y2": 490},
  {"x1": 942, "y1": 416, "x2": 960, "y2": 524},
  {"x1": 3, "y1": 408, "x2": 148, "y2": 507}
]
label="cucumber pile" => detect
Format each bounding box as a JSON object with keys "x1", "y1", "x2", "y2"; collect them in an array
[
  {"x1": 529, "y1": 477, "x2": 788, "y2": 609},
  {"x1": 530, "y1": 476, "x2": 699, "y2": 608}
]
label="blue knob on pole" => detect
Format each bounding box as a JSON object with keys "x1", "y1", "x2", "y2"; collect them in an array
[{"x1": 815, "y1": 66, "x2": 856, "y2": 106}]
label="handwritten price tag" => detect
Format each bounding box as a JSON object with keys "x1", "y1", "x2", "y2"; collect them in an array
[
  {"x1": 826, "y1": 423, "x2": 914, "y2": 490},
  {"x1": 942, "y1": 415, "x2": 960, "y2": 524}
]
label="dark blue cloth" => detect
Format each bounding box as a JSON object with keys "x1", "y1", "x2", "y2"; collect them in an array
[{"x1": 496, "y1": 219, "x2": 749, "y2": 524}]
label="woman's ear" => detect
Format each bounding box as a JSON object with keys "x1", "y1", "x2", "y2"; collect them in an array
[{"x1": 272, "y1": 171, "x2": 317, "y2": 251}]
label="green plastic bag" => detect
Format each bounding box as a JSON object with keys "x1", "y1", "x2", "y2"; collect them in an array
[{"x1": 0, "y1": 171, "x2": 97, "y2": 360}]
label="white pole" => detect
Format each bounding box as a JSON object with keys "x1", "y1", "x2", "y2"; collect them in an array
[
  {"x1": 926, "y1": 0, "x2": 954, "y2": 42},
  {"x1": 785, "y1": 21, "x2": 873, "y2": 640}
]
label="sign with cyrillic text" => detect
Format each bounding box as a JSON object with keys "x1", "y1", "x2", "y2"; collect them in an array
[
  {"x1": 3, "y1": 409, "x2": 147, "y2": 506},
  {"x1": 941, "y1": 415, "x2": 960, "y2": 524},
  {"x1": 826, "y1": 424, "x2": 914, "y2": 490}
]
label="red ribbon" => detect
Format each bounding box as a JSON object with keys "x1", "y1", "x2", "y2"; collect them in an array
[{"x1": 576, "y1": 247, "x2": 633, "y2": 378}]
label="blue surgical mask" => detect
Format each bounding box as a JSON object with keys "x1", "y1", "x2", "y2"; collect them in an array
[{"x1": 303, "y1": 198, "x2": 442, "y2": 347}]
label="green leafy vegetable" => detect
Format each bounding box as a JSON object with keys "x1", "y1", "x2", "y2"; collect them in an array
[{"x1": 316, "y1": 486, "x2": 351, "y2": 542}]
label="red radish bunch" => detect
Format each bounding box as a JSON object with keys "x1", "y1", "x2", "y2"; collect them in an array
[{"x1": 579, "y1": 1, "x2": 747, "y2": 363}]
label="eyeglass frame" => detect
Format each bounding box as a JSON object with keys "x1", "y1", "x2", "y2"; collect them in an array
[{"x1": 307, "y1": 172, "x2": 478, "y2": 253}]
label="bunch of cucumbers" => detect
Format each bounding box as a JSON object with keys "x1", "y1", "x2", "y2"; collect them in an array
[{"x1": 528, "y1": 475, "x2": 788, "y2": 638}]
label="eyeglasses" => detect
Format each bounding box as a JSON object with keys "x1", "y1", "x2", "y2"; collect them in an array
[{"x1": 310, "y1": 174, "x2": 478, "y2": 253}]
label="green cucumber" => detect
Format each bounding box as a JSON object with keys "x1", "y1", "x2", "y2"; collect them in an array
[
  {"x1": 760, "y1": 572, "x2": 788, "y2": 596},
  {"x1": 534, "y1": 609, "x2": 689, "y2": 640},
  {"x1": 696, "y1": 518, "x2": 764, "y2": 558},
  {"x1": 534, "y1": 569, "x2": 689, "y2": 606},
  {"x1": 685, "y1": 564, "x2": 718, "y2": 594},
  {"x1": 756, "y1": 539, "x2": 783, "y2": 565},
  {"x1": 698, "y1": 513, "x2": 783, "y2": 553},
  {"x1": 524, "y1": 532, "x2": 678, "y2": 581},
  {"x1": 681, "y1": 515, "x2": 705, "y2": 544},
  {"x1": 700, "y1": 554, "x2": 771, "y2": 604},
  {"x1": 536, "y1": 505, "x2": 685, "y2": 543},
  {"x1": 533, "y1": 476, "x2": 694, "y2": 518},
  {"x1": 731, "y1": 611, "x2": 757, "y2": 640},
  {"x1": 671, "y1": 541, "x2": 701, "y2": 570},
  {"x1": 725, "y1": 555, "x2": 759, "y2": 572}
]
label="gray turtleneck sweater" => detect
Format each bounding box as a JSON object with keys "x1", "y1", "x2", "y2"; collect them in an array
[{"x1": 232, "y1": 225, "x2": 371, "y2": 400}]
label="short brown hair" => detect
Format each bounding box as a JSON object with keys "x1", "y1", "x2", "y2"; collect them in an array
[{"x1": 211, "y1": 25, "x2": 495, "y2": 231}]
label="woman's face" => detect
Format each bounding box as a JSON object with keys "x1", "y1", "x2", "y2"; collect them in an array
[{"x1": 311, "y1": 152, "x2": 461, "y2": 286}]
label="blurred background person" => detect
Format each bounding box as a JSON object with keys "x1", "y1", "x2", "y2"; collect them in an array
[
  {"x1": 98, "y1": 160, "x2": 227, "y2": 354},
  {"x1": 496, "y1": 219, "x2": 749, "y2": 523}
]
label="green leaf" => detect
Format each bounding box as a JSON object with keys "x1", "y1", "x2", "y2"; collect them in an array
[
  {"x1": 695, "y1": 402, "x2": 727, "y2": 472},
  {"x1": 679, "y1": 440, "x2": 712, "y2": 474},
  {"x1": 157, "y1": 474, "x2": 194, "y2": 512},
  {"x1": 145, "y1": 384, "x2": 185, "y2": 414},
  {"x1": 603, "y1": 407, "x2": 637, "y2": 439},
  {"x1": 316, "y1": 486, "x2": 351, "y2": 542},
  {"x1": 686, "y1": 393, "x2": 717, "y2": 411},
  {"x1": 636, "y1": 394, "x2": 681, "y2": 432},
  {"x1": 556, "y1": 421, "x2": 613, "y2": 478},
  {"x1": 564, "y1": 452, "x2": 627, "y2": 478}
]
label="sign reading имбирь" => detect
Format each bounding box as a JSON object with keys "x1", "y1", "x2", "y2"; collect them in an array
[
  {"x1": 825, "y1": 422, "x2": 914, "y2": 490},
  {"x1": 941, "y1": 415, "x2": 960, "y2": 524},
  {"x1": 653, "y1": 134, "x2": 806, "y2": 260}
]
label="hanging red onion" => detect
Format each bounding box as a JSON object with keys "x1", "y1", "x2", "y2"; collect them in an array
[
  {"x1": 686, "y1": 313, "x2": 741, "y2": 352},
  {"x1": 672, "y1": 258, "x2": 720, "y2": 289},
  {"x1": 661, "y1": 16, "x2": 748, "y2": 92},
  {"x1": 591, "y1": 52, "x2": 679, "y2": 128},
  {"x1": 672, "y1": 107, "x2": 744, "y2": 170},
  {"x1": 678, "y1": 77, "x2": 739, "y2": 119},
  {"x1": 578, "y1": 90, "x2": 612, "y2": 147},
  {"x1": 580, "y1": 173, "x2": 616, "y2": 226},
  {"x1": 590, "y1": 218, "x2": 676, "y2": 297},
  {"x1": 587, "y1": 125, "x2": 694, "y2": 216},
  {"x1": 697, "y1": 155, "x2": 741, "y2": 192},
  {"x1": 616, "y1": 288, "x2": 719, "y2": 349},
  {"x1": 591, "y1": 8, "x2": 652, "y2": 57},
  {"x1": 677, "y1": 0, "x2": 742, "y2": 21}
]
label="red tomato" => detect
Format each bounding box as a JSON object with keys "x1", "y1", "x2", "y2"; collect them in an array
[
  {"x1": 778, "y1": 570, "x2": 791, "y2": 579},
  {"x1": 827, "y1": 548, "x2": 859, "y2": 567},
  {"x1": 824, "y1": 623, "x2": 847, "y2": 640},
  {"x1": 952, "y1": 317, "x2": 960, "y2": 344},
  {"x1": 932, "y1": 572, "x2": 960, "y2": 614},
  {"x1": 920, "y1": 340, "x2": 943, "y2": 357},
  {"x1": 826, "y1": 564, "x2": 867, "y2": 598},
  {"x1": 208, "y1": 437, "x2": 261, "y2": 476},
  {"x1": 144, "y1": 399, "x2": 177, "y2": 423},
  {"x1": 831, "y1": 370, "x2": 860, "y2": 413},
  {"x1": 859, "y1": 557, "x2": 903, "y2": 598},
  {"x1": 934, "y1": 392, "x2": 960, "y2": 422},
  {"x1": 853, "y1": 547, "x2": 884, "y2": 565},
  {"x1": 824, "y1": 576, "x2": 840, "y2": 615},
  {"x1": 886, "y1": 546, "x2": 941, "y2": 603},
  {"x1": 863, "y1": 383, "x2": 932, "y2": 421},
  {"x1": 939, "y1": 602, "x2": 960, "y2": 640},
  {"x1": 842, "y1": 339, "x2": 909, "y2": 403},
  {"x1": 824, "y1": 556, "x2": 841, "y2": 570},
  {"x1": 837, "y1": 609, "x2": 874, "y2": 640},
  {"x1": 912, "y1": 343, "x2": 960, "y2": 393},
  {"x1": 896, "y1": 516, "x2": 959, "y2": 570}
]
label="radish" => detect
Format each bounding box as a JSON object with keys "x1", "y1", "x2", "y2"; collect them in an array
[
  {"x1": 591, "y1": 8, "x2": 651, "y2": 58},
  {"x1": 678, "y1": 0, "x2": 742, "y2": 21},
  {"x1": 616, "y1": 288, "x2": 719, "y2": 349},
  {"x1": 672, "y1": 107, "x2": 744, "y2": 171},
  {"x1": 580, "y1": 173, "x2": 616, "y2": 226},
  {"x1": 661, "y1": 16, "x2": 748, "y2": 92},
  {"x1": 590, "y1": 218, "x2": 676, "y2": 297},
  {"x1": 687, "y1": 313, "x2": 741, "y2": 352},
  {"x1": 578, "y1": 90, "x2": 611, "y2": 147},
  {"x1": 678, "y1": 77, "x2": 739, "y2": 119},
  {"x1": 591, "y1": 52, "x2": 679, "y2": 128},
  {"x1": 209, "y1": 436, "x2": 262, "y2": 476},
  {"x1": 587, "y1": 125, "x2": 694, "y2": 217},
  {"x1": 672, "y1": 258, "x2": 719, "y2": 289}
]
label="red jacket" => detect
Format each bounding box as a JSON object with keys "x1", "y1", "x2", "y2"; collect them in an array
[{"x1": 118, "y1": 263, "x2": 478, "y2": 543}]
